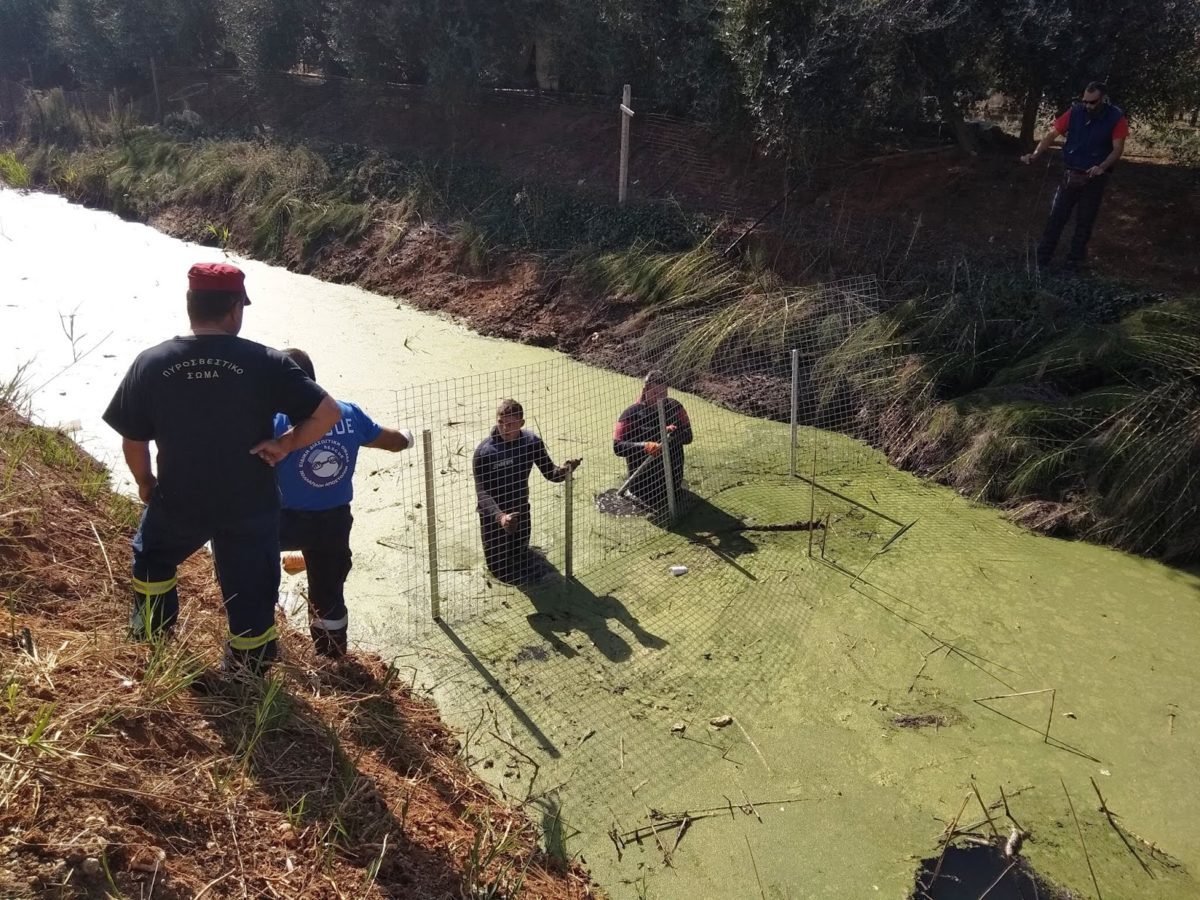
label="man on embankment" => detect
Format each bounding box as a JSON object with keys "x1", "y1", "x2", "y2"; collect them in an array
[
  {"x1": 1022, "y1": 81, "x2": 1128, "y2": 272},
  {"x1": 273, "y1": 348, "x2": 413, "y2": 658},
  {"x1": 103, "y1": 262, "x2": 341, "y2": 672}
]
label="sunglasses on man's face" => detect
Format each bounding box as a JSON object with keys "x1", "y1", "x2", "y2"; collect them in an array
[{"x1": 1082, "y1": 98, "x2": 1103, "y2": 107}]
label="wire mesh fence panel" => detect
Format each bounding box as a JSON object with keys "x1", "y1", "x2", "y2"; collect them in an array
[
  {"x1": 329, "y1": 277, "x2": 898, "y2": 638},
  {"x1": 374, "y1": 357, "x2": 749, "y2": 632}
]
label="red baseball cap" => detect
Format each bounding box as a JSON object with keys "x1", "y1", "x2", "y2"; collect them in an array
[{"x1": 187, "y1": 262, "x2": 250, "y2": 305}]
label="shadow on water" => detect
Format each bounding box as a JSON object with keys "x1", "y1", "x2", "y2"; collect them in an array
[
  {"x1": 437, "y1": 619, "x2": 563, "y2": 758},
  {"x1": 520, "y1": 574, "x2": 668, "y2": 663},
  {"x1": 669, "y1": 492, "x2": 759, "y2": 573},
  {"x1": 596, "y1": 484, "x2": 762, "y2": 579}
]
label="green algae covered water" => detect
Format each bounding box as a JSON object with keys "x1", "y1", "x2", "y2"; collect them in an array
[{"x1": 3, "y1": 188, "x2": 1198, "y2": 899}]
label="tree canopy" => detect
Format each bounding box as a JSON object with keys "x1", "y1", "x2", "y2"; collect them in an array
[{"x1": 3, "y1": 0, "x2": 1198, "y2": 148}]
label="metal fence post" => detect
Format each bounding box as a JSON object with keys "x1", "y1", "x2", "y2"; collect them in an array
[
  {"x1": 656, "y1": 399, "x2": 677, "y2": 522},
  {"x1": 421, "y1": 429, "x2": 441, "y2": 620},
  {"x1": 789, "y1": 347, "x2": 799, "y2": 478},
  {"x1": 564, "y1": 467, "x2": 574, "y2": 580},
  {"x1": 808, "y1": 444, "x2": 818, "y2": 558}
]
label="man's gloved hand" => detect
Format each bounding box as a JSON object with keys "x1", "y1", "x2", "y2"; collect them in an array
[
  {"x1": 666, "y1": 424, "x2": 677, "y2": 433},
  {"x1": 498, "y1": 511, "x2": 520, "y2": 534},
  {"x1": 644, "y1": 441, "x2": 662, "y2": 456}
]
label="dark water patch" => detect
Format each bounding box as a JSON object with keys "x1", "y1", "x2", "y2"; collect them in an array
[
  {"x1": 514, "y1": 645, "x2": 550, "y2": 663},
  {"x1": 725, "y1": 519, "x2": 825, "y2": 533},
  {"x1": 912, "y1": 844, "x2": 1078, "y2": 900},
  {"x1": 893, "y1": 712, "x2": 951, "y2": 729},
  {"x1": 595, "y1": 489, "x2": 651, "y2": 518}
]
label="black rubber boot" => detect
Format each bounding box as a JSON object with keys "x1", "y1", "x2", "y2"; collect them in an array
[
  {"x1": 222, "y1": 640, "x2": 278, "y2": 676},
  {"x1": 311, "y1": 625, "x2": 348, "y2": 659}
]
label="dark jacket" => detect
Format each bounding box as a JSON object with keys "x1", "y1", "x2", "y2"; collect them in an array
[
  {"x1": 473, "y1": 427, "x2": 566, "y2": 519},
  {"x1": 613, "y1": 397, "x2": 693, "y2": 482}
]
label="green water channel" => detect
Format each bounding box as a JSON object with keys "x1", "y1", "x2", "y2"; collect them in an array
[
  {"x1": 3, "y1": 189, "x2": 1198, "y2": 899},
  {"x1": 366, "y1": 424, "x2": 1200, "y2": 899}
]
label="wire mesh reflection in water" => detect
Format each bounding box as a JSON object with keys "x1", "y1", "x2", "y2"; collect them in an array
[{"x1": 355, "y1": 275, "x2": 895, "y2": 631}]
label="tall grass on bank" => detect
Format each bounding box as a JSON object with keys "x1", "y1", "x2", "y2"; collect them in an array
[
  {"x1": 0, "y1": 151, "x2": 31, "y2": 188},
  {"x1": 834, "y1": 278, "x2": 1200, "y2": 559},
  {"x1": 10, "y1": 91, "x2": 705, "y2": 268},
  {"x1": 593, "y1": 244, "x2": 1197, "y2": 559}
]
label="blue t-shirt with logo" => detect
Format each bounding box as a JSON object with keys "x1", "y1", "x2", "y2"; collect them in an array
[{"x1": 274, "y1": 401, "x2": 382, "y2": 511}]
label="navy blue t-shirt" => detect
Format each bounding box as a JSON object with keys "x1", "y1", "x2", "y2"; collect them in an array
[
  {"x1": 103, "y1": 334, "x2": 326, "y2": 521},
  {"x1": 274, "y1": 401, "x2": 382, "y2": 511}
]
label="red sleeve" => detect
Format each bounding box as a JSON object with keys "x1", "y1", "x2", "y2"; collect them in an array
[
  {"x1": 1053, "y1": 111, "x2": 1070, "y2": 135},
  {"x1": 1112, "y1": 116, "x2": 1129, "y2": 140}
]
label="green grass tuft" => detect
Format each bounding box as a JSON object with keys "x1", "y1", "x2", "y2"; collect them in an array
[{"x1": 0, "y1": 152, "x2": 31, "y2": 188}]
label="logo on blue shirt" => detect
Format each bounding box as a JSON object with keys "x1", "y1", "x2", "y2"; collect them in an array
[{"x1": 297, "y1": 438, "x2": 352, "y2": 489}]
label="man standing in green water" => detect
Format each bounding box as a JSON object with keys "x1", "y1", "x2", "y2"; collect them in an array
[{"x1": 473, "y1": 399, "x2": 581, "y2": 584}]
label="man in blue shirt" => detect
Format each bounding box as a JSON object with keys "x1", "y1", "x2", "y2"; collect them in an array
[
  {"x1": 274, "y1": 349, "x2": 413, "y2": 657},
  {"x1": 1022, "y1": 81, "x2": 1129, "y2": 271},
  {"x1": 473, "y1": 399, "x2": 581, "y2": 584}
]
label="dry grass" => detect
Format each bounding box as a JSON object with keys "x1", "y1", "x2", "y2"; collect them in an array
[{"x1": 0, "y1": 402, "x2": 595, "y2": 899}]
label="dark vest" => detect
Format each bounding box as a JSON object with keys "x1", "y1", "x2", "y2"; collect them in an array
[{"x1": 1062, "y1": 102, "x2": 1124, "y2": 172}]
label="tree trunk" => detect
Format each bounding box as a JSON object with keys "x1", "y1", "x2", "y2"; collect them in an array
[
  {"x1": 1020, "y1": 82, "x2": 1042, "y2": 147},
  {"x1": 936, "y1": 84, "x2": 978, "y2": 155}
]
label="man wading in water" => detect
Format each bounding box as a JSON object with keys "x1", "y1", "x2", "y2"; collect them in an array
[
  {"x1": 473, "y1": 399, "x2": 581, "y2": 584},
  {"x1": 613, "y1": 370, "x2": 693, "y2": 510}
]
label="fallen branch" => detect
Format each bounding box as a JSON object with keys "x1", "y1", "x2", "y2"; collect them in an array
[
  {"x1": 1062, "y1": 778, "x2": 1103, "y2": 900},
  {"x1": 927, "y1": 794, "x2": 971, "y2": 894},
  {"x1": 1090, "y1": 777, "x2": 1153, "y2": 879}
]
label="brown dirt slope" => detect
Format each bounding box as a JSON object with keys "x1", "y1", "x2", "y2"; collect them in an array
[
  {"x1": 0, "y1": 401, "x2": 594, "y2": 899},
  {"x1": 823, "y1": 150, "x2": 1200, "y2": 293}
]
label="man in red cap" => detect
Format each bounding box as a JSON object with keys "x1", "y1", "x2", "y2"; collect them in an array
[{"x1": 103, "y1": 262, "x2": 341, "y2": 672}]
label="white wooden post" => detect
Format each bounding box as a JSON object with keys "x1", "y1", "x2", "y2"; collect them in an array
[
  {"x1": 421, "y1": 429, "x2": 441, "y2": 620},
  {"x1": 656, "y1": 399, "x2": 677, "y2": 522},
  {"x1": 618, "y1": 84, "x2": 634, "y2": 206}
]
